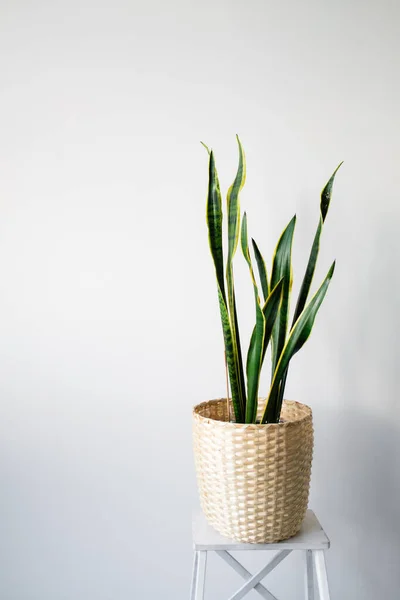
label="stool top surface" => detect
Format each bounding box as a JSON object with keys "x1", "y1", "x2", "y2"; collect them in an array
[{"x1": 193, "y1": 509, "x2": 330, "y2": 551}]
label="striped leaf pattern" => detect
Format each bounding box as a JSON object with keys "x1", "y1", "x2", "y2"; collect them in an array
[
  {"x1": 241, "y1": 213, "x2": 266, "y2": 423},
  {"x1": 293, "y1": 163, "x2": 342, "y2": 325},
  {"x1": 270, "y1": 216, "x2": 296, "y2": 376},
  {"x1": 203, "y1": 137, "x2": 341, "y2": 424},
  {"x1": 276, "y1": 162, "x2": 343, "y2": 411},
  {"x1": 260, "y1": 278, "x2": 284, "y2": 363},
  {"x1": 262, "y1": 262, "x2": 335, "y2": 423},
  {"x1": 206, "y1": 151, "x2": 225, "y2": 301},
  {"x1": 252, "y1": 238, "x2": 269, "y2": 301},
  {"x1": 226, "y1": 136, "x2": 247, "y2": 416},
  {"x1": 217, "y1": 284, "x2": 243, "y2": 422}
]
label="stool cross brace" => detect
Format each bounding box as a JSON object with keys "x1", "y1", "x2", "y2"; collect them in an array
[{"x1": 190, "y1": 510, "x2": 331, "y2": 600}]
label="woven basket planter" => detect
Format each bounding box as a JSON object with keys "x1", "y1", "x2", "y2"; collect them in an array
[{"x1": 193, "y1": 398, "x2": 313, "y2": 544}]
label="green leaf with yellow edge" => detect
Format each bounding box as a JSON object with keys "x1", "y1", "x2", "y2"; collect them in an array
[
  {"x1": 241, "y1": 213, "x2": 265, "y2": 423},
  {"x1": 261, "y1": 261, "x2": 336, "y2": 423},
  {"x1": 293, "y1": 162, "x2": 342, "y2": 325},
  {"x1": 270, "y1": 215, "x2": 296, "y2": 376},
  {"x1": 206, "y1": 150, "x2": 226, "y2": 302},
  {"x1": 275, "y1": 162, "x2": 343, "y2": 413},
  {"x1": 226, "y1": 135, "x2": 247, "y2": 416},
  {"x1": 227, "y1": 135, "x2": 246, "y2": 262},
  {"x1": 203, "y1": 144, "x2": 243, "y2": 422},
  {"x1": 217, "y1": 284, "x2": 243, "y2": 422},
  {"x1": 252, "y1": 238, "x2": 269, "y2": 301},
  {"x1": 321, "y1": 162, "x2": 343, "y2": 223},
  {"x1": 231, "y1": 293, "x2": 246, "y2": 417},
  {"x1": 246, "y1": 277, "x2": 284, "y2": 418},
  {"x1": 260, "y1": 278, "x2": 284, "y2": 363}
]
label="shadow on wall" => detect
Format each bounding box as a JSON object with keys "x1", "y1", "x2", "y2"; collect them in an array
[
  {"x1": 314, "y1": 406, "x2": 400, "y2": 597},
  {"x1": 310, "y1": 217, "x2": 400, "y2": 597},
  {"x1": 316, "y1": 406, "x2": 400, "y2": 530},
  {"x1": 313, "y1": 219, "x2": 400, "y2": 596}
]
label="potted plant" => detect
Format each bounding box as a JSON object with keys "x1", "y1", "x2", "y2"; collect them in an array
[{"x1": 193, "y1": 136, "x2": 341, "y2": 543}]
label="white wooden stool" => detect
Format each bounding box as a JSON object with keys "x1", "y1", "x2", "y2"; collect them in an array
[{"x1": 190, "y1": 509, "x2": 331, "y2": 600}]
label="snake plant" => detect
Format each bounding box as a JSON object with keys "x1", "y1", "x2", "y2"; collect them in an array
[{"x1": 203, "y1": 136, "x2": 342, "y2": 424}]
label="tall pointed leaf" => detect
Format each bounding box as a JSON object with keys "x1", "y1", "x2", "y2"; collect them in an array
[
  {"x1": 321, "y1": 162, "x2": 343, "y2": 222},
  {"x1": 204, "y1": 147, "x2": 242, "y2": 422},
  {"x1": 261, "y1": 261, "x2": 335, "y2": 423},
  {"x1": 241, "y1": 213, "x2": 265, "y2": 423},
  {"x1": 206, "y1": 151, "x2": 226, "y2": 301},
  {"x1": 270, "y1": 216, "x2": 296, "y2": 376},
  {"x1": 226, "y1": 135, "x2": 247, "y2": 415},
  {"x1": 227, "y1": 135, "x2": 246, "y2": 261},
  {"x1": 275, "y1": 162, "x2": 343, "y2": 412},
  {"x1": 293, "y1": 163, "x2": 342, "y2": 325},
  {"x1": 252, "y1": 238, "x2": 269, "y2": 301}
]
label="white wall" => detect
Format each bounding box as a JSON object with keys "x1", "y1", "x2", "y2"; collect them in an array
[{"x1": 0, "y1": 1, "x2": 399, "y2": 598}]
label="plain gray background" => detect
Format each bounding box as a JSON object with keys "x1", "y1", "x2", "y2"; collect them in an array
[{"x1": 0, "y1": 0, "x2": 399, "y2": 598}]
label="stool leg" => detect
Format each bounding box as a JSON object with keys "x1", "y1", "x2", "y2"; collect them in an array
[
  {"x1": 304, "y1": 550, "x2": 314, "y2": 600},
  {"x1": 313, "y1": 550, "x2": 331, "y2": 600},
  {"x1": 193, "y1": 551, "x2": 207, "y2": 600},
  {"x1": 190, "y1": 552, "x2": 199, "y2": 600}
]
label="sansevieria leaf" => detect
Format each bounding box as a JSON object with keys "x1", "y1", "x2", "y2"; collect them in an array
[
  {"x1": 252, "y1": 238, "x2": 269, "y2": 301},
  {"x1": 206, "y1": 150, "x2": 226, "y2": 301},
  {"x1": 246, "y1": 277, "x2": 284, "y2": 421},
  {"x1": 293, "y1": 163, "x2": 342, "y2": 325},
  {"x1": 241, "y1": 213, "x2": 265, "y2": 423},
  {"x1": 204, "y1": 145, "x2": 243, "y2": 422},
  {"x1": 226, "y1": 136, "x2": 247, "y2": 416},
  {"x1": 217, "y1": 284, "x2": 243, "y2": 422},
  {"x1": 276, "y1": 162, "x2": 343, "y2": 411},
  {"x1": 260, "y1": 279, "x2": 284, "y2": 363},
  {"x1": 202, "y1": 138, "x2": 340, "y2": 425},
  {"x1": 321, "y1": 162, "x2": 343, "y2": 223},
  {"x1": 262, "y1": 261, "x2": 336, "y2": 423},
  {"x1": 270, "y1": 216, "x2": 296, "y2": 376},
  {"x1": 250, "y1": 238, "x2": 282, "y2": 368},
  {"x1": 227, "y1": 135, "x2": 246, "y2": 262}
]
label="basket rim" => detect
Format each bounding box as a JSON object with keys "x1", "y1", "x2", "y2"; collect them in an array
[{"x1": 193, "y1": 398, "x2": 312, "y2": 428}]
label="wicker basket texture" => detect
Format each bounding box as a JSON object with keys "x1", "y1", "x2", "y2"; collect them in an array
[{"x1": 193, "y1": 398, "x2": 314, "y2": 543}]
